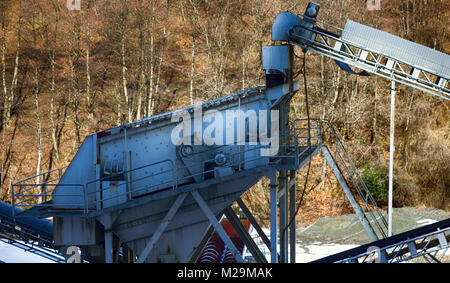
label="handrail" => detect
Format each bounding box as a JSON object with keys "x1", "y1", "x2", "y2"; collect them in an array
[
  {"x1": 11, "y1": 118, "x2": 322, "y2": 216},
  {"x1": 13, "y1": 166, "x2": 67, "y2": 186}
]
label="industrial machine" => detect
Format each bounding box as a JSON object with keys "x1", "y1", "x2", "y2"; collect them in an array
[{"x1": 9, "y1": 2, "x2": 449, "y2": 263}]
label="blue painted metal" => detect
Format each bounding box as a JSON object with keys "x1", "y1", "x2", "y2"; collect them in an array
[
  {"x1": 11, "y1": 2, "x2": 448, "y2": 264},
  {"x1": 273, "y1": 4, "x2": 450, "y2": 99},
  {"x1": 0, "y1": 201, "x2": 53, "y2": 240},
  {"x1": 313, "y1": 218, "x2": 450, "y2": 263},
  {"x1": 0, "y1": 201, "x2": 64, "y2": 263}
]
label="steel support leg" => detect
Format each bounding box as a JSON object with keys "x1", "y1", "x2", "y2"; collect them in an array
[
  {"x1": 269, "y1": 171, "x2": 278, "y2": 263},
  {"x1": 289, "y1": 170, "x2": 296, "y2": 263},
  {"x1": 236, "y1": 198, "x2": 273, "y2": 253},
  {"x1": 136, "y1": 193, "x2": 188, "y2": 263},
  {"x1": 98, "y1": 212, "x2": 121, "y2": 263},
  {"x1": 321, "y1": 146, "x2": 379, "y2": 242},
  {"x1": 105, "y1": 230, "x2": 113, "y2": 263},
  {"x1": 191, "y1": 190, "x2": 244, "y2": 263},
  {"x1": 279, "y1": 170, "x2": 288, "y2": 263}
]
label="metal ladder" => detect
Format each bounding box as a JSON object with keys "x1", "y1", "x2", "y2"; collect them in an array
[{"x1": 321, "y1": 121, "x2": 389, "y2": 241}]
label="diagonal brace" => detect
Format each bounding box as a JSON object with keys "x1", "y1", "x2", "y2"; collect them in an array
[
  {"x1": 321, "y1": 146, "x2": 379, "y2": 242},
  {"x1": 188, "y1": 213, "x2": 223, "y2": 263},
  {"x1": 224, "y1": 206, "x2": 267, "y2": 263},
  {"x1": 136, "y1": 193, "x2": 188, "y2": 263},
  {"x1": 191, "y1": 190, "x2": 244, "y2": 263},
  {"x1": 236, "y1": 198, "x2": 272, "y2": 251}
]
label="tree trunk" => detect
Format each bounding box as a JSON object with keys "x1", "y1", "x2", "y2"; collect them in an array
[
  {"x1": 190, "y1": 30, "x2": 196, "y2": 105},
  {"x1": 32, "y1": 12, "x2": 43, "y2": 203},
  {"x1": 147, "y1": 0, "x2": 155, "y2": 117},
  {"x1": 121, "y1": 35, "x2": 130, "y2": 123}
]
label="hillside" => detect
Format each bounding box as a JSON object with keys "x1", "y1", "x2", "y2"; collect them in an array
[{"x1": 0, "y1": 0, "x2": 448, "y2": 223}]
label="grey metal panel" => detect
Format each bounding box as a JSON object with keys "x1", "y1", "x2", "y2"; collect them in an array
[
  {"x1": 125, "y1": 86, "x2": 264, "y2": 129},
  {"x1": 262, "y1": 45, "x2": 290, "y2": 72},
  {"x1": 53, "y1": 135, "x2": 97, "y2": 208},
  {"x1": 342, "y1": 20, "x2": 450, "y2": 78},
  {"x1": 96, "y1": 89, "x2": 273, "y2": 198},
  {"x1": 53, "y1": 216, "x2": 99, "y2": 246}
]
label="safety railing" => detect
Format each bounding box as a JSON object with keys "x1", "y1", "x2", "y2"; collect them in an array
[
  {"x1": 11, "y1": 167, "x2": 68, "y2": 215},
  {"x1": 320, "y1": 120, "x2": 389, "y2": 239},
  {"x1": 84, "y1": 159, "x2": 177, "y2": 211},
  {"x1": 11, "y1": 118, "x2": 321, "y2": 216},
  {"x1": 291, "y1": 118, "x2": 322, "y2": 147},
  {"x1": 12, "y1": 160, "x2": 178, "y2": 215},
  {"x1": 12, "y1": 183, "x2": 88, "y2": 215}
]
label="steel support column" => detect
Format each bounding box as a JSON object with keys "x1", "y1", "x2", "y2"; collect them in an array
[
  {"x1": 321, "y1": 146, "x2": 379, "y2": 242},
  {"x1": 279, "y1": 170, "x2": 288, "y2": 263},
  {"x1": 289, "y1": 170, "x2": 296, "y2": 263},
  {"x1": 104, "y1": 230, "x2": 113, "y2": 263},
  {"x1": 388, "y1": 81, "x2": 396, "y2": 237},
  {"x1": 97, "y1": 212, "x2": 121, "y2": 263},
  {"x1": 269, "y1": 171, "x2": 278, "y2": 263}
]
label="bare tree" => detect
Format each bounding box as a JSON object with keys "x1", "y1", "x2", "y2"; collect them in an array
[
  {"x1": 0, "y1": 1, "x2": 23, "y2": 200},
  {"x1": 28, "y1": 5, "x2": 43, "y2": 202}
]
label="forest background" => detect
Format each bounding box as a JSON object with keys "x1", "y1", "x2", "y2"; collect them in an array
[{"x1": 0, "y1": 0, "x2": 448, "y2": 224}]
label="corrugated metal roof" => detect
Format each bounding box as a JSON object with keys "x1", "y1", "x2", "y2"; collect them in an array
[{"x1": 341, "y1": 20, "x2": 450, "y2": 78}]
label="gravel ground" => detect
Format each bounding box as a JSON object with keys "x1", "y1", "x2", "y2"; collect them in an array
[{"x1": 296, "y1": 207, "x2": 450, "y2": 245}]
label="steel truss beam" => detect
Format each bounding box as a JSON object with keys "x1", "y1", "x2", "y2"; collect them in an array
[
  {"x1": 313, "y1": 219, "x2": 450, "y2": 263},
  {"x1": 290, "y1": 21, "x2": 450, "y2": 100},
  {"x1": 321, "y1": 146, "x2": 379, "y2": 242}
]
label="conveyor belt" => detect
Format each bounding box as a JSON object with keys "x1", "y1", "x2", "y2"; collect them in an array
[
  {"x1": 312, "y1": 218, "x2": 450, "y2": 263},
  {"x1": 273, "y1": 10, "x2": 450, "y2": 99},
  {"x1": 0, "y1": 201, "x2": 64, "y2": 262}
]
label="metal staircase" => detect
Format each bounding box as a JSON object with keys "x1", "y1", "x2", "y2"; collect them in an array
[{"x1": 320, "y1": 121, "x2": 389, "y2": 241}]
